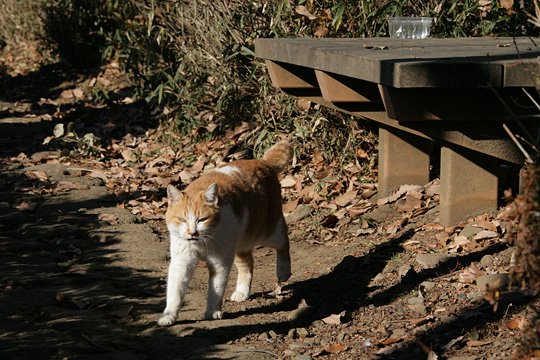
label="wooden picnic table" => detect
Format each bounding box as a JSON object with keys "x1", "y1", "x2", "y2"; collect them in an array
[{"x1": 254, "y1": 37, "x2": 540, "y2": 225}]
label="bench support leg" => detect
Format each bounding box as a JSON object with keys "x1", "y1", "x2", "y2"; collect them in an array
[
  {"x1": 378, "y1": 127, "x2": 432, "y2": 196},
  {"x1": 439, "y1": 146, "x2": 498, "y2": 225}
]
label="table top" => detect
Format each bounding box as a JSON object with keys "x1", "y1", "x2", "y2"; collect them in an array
[{"x1": 254, "y1": 37, "x2": 540, "y2": 88}]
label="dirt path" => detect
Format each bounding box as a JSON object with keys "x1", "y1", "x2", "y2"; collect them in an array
[
  {"x1": 1, "y1": 61, "x2": 539, "y2": 360},
  {"x1": 0, "y1": 156, "x2": 351, "y2": 359}
]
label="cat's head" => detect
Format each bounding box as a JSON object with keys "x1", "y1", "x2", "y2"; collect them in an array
[{"x1": 165, "y1": 183, "x2": 220, "y2": 242}]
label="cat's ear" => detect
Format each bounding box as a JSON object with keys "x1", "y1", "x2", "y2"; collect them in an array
[
  {"x1": 167, "y1": 184, "x2": 183, "y2": 205},
  {"x1": 204, "y1": 183, "x2": 219, "y2": 206}
]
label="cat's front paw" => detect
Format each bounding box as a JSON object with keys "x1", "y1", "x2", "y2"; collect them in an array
[
  {"x1": 157, "y1": 312, "x2": 176, "y2": 327},
  {"x1": 204, "y1": 310, "x2": 223, "y2": 320},
  {"x1": 230, "y1": 290, "x2": 249, "y2": 302}
]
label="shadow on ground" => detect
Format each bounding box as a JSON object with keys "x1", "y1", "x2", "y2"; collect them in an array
[{"x1": 0, "y1": 63, "x2": 168, "y2": 359}]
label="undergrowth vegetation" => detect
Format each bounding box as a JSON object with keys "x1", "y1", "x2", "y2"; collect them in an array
[{"x1": 1, "y1": 1, "x2": 537, "y2": 163}]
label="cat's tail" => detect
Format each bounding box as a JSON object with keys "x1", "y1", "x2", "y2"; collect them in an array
[{"x1": 263, "y1": 141, "x2": 293, "y2": 173}]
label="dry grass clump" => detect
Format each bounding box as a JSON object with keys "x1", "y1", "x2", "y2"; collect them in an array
[
  {"x1": 0, "y1": 0, "x2": 48, "y2": 74},
  {"x1": 0, "y1": 0, "x2": 43, "y2": 49}
]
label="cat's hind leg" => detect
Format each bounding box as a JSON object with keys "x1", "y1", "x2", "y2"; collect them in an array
[
  {"x1": 275, "y1": 232, "x2": 291, "y2": 283},
  {"x1": 272, "y1": 218, "x2": 291, "y2": 283},
  {"x1": 231, "y1": 252, "x2": 254, "y2": 302},
  {"x1": 261, "y1": 217, "x2": 291, "y2": 283}
]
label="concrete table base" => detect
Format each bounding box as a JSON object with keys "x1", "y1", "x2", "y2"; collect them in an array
[
  {"x1": 439, "y1": 147, "x2": 499, "y2": 225},
  {"x1": 378, "y1": 127, "x2": 433, "y2": 196}
]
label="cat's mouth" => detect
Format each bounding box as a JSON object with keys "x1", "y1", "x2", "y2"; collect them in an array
[{"x1": 186, "y1": 237, "x2": 200, "y2": 242}]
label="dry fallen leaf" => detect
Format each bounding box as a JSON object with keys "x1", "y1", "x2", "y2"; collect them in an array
[
  {"x1": 466, "y1": 339, "x2": 492, "y2": 347},
  {"x1": 108, "y1": 305, "x2": 133, "y2": 318},
  {"x1": 72, "y1": 88, "x2": 84, "y2": 98},
  {"x1": 380, "y1": 337, "x2": 404, "y2": 346},
  {"x1": 472, "y1": 230, "x2": 499, "y2": 240},
  {"x1": 53, "y1": 123, "x2": 65, "y2": 138},
  {"x1": 377, "y1": 184, "x2": 423, "y2": 205},
  {"x1": 88, "y1": 170, "x2": 109, "y2": 184},
  {"x1": 280, "y1": 175, "x2": 296, "y2": 188},
  {"x1": 347, "y1": 202, "x2": 375, "y2": 218},
  {"x1": 282, "y1": 199, "x2": 298, "y2": 214},
  {"x1": 297, "y1": 98, "x2": 311, "y2": 111},
  {"x1": 409, "y1": 315, "x2": 435, "y2": 327},
  {"x1": 295, "y1": 5, "x2": 316, "y2": 20},
  {"x1": 321, "y1": 310, "x2": 348, "y2": 325},
  {"x1": 55, "y1": 180, "x2": 89, "y2": 192},
  {"x1": 324, "y1": 343, "x2": 347, "y2": 354},
  {"x1": 500, "y1": 0, "x2": 514, "y2": 14},
  {"x1": 333, "y1": 189, "x2": 357, "y2": 207},
  {"x1": 14, "y1": 200, "x2": 38, "y2": 212},
  {"x1": 25, "y1": 170, "x2": 49, "y2": 182},
  {"x1": 121, "y1": 149, "x2": 136, "y2": 162},
  {"x1": 459, "y1": 263, "x2": 486, "y2": 284},
  {"x1": 98, "y1": 213, "x2": 119, "y2": 225},
  {"x1": 506, "y1": 315, "x2": 527, "y2": 330},
  {"x1": 423, "y1": 223, "x2": 445, "y2": 231}
]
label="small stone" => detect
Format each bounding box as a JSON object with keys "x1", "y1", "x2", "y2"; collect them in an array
[
  {"x1": 287, "y1": 329, "x2": 297, "y2": 339},
  {"x1": 476, "y1": 273, "x2": 510, "y2": 291},
  {"x1": 295, "y1": 355, "x2": 312, "y2": 360},
  {"x1": 320, "y1": 339, "x2": 329, "y2": 346},
  {"x1": 398, "y1": 264, "x2": 412, "y2": 278},
  {"x1": 459, "y1": 225, "x2": 484, "y2": 239},
  {"x1": 258, "y1": 332, "x2": 269, "y2": 341},
  {"x1": 283, "y1": 350, "x2": 295, "y2": 357},
  {"x1": 420, "y1": 281, "x2": 436, "y2": 290},
  {"x1": 288, "y1": 305, "x2": 315, "y2": 322},
  {"x1": 411, "y1": 324, "x2": 430, "y2": 335},
  {"x1": 391, "y1": 328, "x2": 407, "y2": 338},
  {"x1": 311, "y1": 320, "x2": 324, "y2": 328},
  {"x1": 408, "y1": 302, "x2": 427, "y2": 315},
  {"x1": 31, "y1": 151, "x2": 61, "y2": 162},
  {"x1": 439, "y1": 293, "x2": 449, "y2": 300},
  {"x1": 268, "y1": 330, "x2": 278, "y2": 338},
  {"x1": 479, "y1": 255, "x2": 494, "y2": 268},
  {"x1": 336, "y1": 331, "x2": 346, "y2": 341},
  {"x1": 296, "y1": 327, "x2": 309, "y2": 338},
  {"x1": 416, "y1": 253, "x2": 452, "y2": 269},
  {"x1": 289, "y1": 341, "x2": 309, "y2": 350},
  {"x1": 407, "y1": 296, "x2": 424, "y2": 305}
]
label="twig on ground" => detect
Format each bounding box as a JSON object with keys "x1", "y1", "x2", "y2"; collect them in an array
[{"x1": 236, "y1": 348, "x2": 278, "y2": 357}]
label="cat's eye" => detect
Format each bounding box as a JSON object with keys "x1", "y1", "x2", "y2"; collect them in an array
[
  {"x1": 177, "y1": 217, "x2": 186, "y2": 223},
  {"x1": 198, "y1": 217, "x2": 209, "y2": 223}
]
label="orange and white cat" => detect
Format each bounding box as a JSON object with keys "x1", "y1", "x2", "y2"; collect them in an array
[{"x1": 157, "y1": 141, "x2": 293, "y2": 326}]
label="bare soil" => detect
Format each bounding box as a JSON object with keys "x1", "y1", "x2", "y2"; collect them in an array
[{"x1": 1, "y1": 58, "x2": 538, "y2": 360}]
